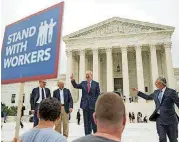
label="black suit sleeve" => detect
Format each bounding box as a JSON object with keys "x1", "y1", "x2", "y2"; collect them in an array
[
  {"x1": 171, "y1": 90, "x2": 179, "y2": 108},
  {"x1": 71, "y1": 80, "x2": 82, "y2": 89},
  {"x1": 30, "y1": 88, "x2": 35, "y2": 110},
  {"x1": 137, "y1": 91, "x2": 155, "y2": 100},
  {"x1": 68, "y1": 89, "x2": 73, "y2": 109}
]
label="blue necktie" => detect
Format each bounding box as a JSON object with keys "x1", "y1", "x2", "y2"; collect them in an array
[{"x1": 158, "y1": 90, "x2": 163, "y2": 103}]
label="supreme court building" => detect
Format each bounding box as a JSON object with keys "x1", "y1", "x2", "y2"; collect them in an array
[
  {"x1": 63, "y1": 17, "x2": 177, "y2": 101},
  {"x1": 1, "y1": 17, "x2": 179, "y2": 117}
]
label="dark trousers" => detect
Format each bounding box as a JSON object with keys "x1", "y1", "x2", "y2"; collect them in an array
[
  {"x1": 83, "y1": 109, "x2": 97, "y2": 135},
  {"x1": 33, "y1": 103, "x2": 39, "y2": 127},
  {"x1": 156, "y1": 122, "x2": 178, "y2": 142}
]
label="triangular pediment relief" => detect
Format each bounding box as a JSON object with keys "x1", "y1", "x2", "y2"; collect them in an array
[{"x1": 63, "y1": 17, "x2": 174, "y2": 40}]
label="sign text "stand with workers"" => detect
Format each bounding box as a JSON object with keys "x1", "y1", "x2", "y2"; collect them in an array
[{"x1": 1, "y1": 2, "x2": 64, "y2": 139}]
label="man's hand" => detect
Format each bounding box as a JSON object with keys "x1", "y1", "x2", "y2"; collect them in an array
[
  {"x1": 69, "y1": 108, "x2": 73, "y2": 113},
  {"x1": 132, "y1": 88, "x2": 139, "y2": 93},
  {"x1": 70, "y1": 73, "x2": 74, "y2": 80}
]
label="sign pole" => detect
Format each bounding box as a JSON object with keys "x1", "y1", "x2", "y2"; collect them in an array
[{"x1": 14, "y1": 82, "x2": 25, "y2": 139}]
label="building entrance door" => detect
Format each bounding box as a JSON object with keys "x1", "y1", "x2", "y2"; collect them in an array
[{"x1": 114, "y1": 78, "x2": 123, "y2": 95}]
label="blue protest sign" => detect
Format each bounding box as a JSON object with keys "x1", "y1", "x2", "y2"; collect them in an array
[{"x1": 1, "y1": 2, "x2": 64, "y2": 84}]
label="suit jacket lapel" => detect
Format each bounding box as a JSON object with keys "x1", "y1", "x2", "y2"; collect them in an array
[
  {"x1": 85, "y1": 81, "x2": 88, "y2": 93},
  {"x1": 91, "y1": 80, "x2": 93, "y2": 87},
  {"x1": 90, "y1": 80, "x2": 93, "y2": 93},
  {"x1": 160, "y1": 87, "x2": 168, "y2": 105},
  {"x1": 57, "y1": 89, "x2": 61, "y2": 101},
  {"x1": 63, "y1": 88, "x2": 66, "y2": 101},
  {"x1": 156, "y1": 90, "x2": 160, "y2": 105},
  {"x1": 37, "y1": 87, "x2": 40, "y2": 98}
]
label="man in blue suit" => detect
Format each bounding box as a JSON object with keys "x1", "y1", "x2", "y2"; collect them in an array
[
  {"x1": 70, "y1": 70, "x2": 100, "y2": 135},
  {"x1": 30, "y1": 80, "x2": 51, "y2": 127},
  {"x1": 132, "y1": 77, "x2": 179, "y2": 142},
  {"x1": 53, "y1": 80, "x2": 73, "y2": 138}
]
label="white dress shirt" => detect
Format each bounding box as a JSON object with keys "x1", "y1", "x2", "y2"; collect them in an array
[
  {"x1": 37, "y1": 87, "x2": 46, "y2": 103},
  {"x1": 59, "y1": 89, "x2": 64, "y2": 104}
]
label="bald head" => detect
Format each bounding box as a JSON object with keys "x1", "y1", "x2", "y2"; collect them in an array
[
  {"x1": 57, "y1": 80, "x2": 64, "y2": 89},
  {"x1": 95, "y1": 92, "x2": 125, "y2": 126}
]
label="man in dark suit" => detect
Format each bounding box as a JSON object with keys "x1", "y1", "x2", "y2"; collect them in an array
[
  {"x1": 70, "y1": 70, "x2": 100, "y2": 135},
  {"x1": 53, "y1": 80, "x2": 73, "y2": 138},
  {"x1": 132, "y1": 77, "x2": 179, "y2": 142},
  {"x1": 30, "y1": 80, "x2": 51, "y2": 127}
]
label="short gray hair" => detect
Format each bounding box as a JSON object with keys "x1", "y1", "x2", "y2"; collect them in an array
[
  {"x1": 57, "y1": 80, "x2": 64, "y2": 85},
  {"x1": 156, "y1": 77, "x2": 167, "y2": 86}
]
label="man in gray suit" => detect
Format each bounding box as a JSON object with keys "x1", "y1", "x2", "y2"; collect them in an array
[{"x1": 132, "y1": 77, "x2": 179, "y2": 142}]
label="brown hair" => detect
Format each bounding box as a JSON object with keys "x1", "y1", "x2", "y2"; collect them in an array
[{"x1": 95, "y1": 92, "x2": 125, "y2": 125}]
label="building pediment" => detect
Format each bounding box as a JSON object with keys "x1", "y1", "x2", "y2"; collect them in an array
[{"x1": 63, "y1": 17, "x2": 174, "y2": 40}]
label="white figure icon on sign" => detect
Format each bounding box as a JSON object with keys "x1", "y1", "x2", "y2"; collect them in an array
[
  {"x1": 48, "y1": 18, "x2": 57, "y2": 43},
  {"x1": 42, "y1": 20, "x2": 48, "y2": 45},
  {"x1": 36, "y1": 22, "x2": 44, "y2": 46},
  {"x1": 36, "y1": 18, "x2": 57, "y2": 47}
]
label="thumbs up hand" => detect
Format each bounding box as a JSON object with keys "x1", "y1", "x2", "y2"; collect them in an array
[{"x1": 70, "y1": 73, "x2": 74, "y2": 80}]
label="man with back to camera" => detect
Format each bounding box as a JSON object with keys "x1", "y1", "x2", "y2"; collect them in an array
[
  {"x1": 30, "y1": 80, "x2": 51, "y2": 127},
  {"x1": 19, "y1": 98, "x2": 67, "y2": 142},
  {"x1": 132, "y1": 76, "x2": 179, "y2": 142},
  {"x1": 70, "y1": 70, "x2": 100, "y2": 135},
  {"x1": 72, "y1": 92, "x2": 126, "y2": 142},
  {"x1": 53, "y1": 80, "x2": 73, "y2": 138}
]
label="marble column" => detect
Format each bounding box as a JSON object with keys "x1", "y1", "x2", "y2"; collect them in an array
[
  {"x1": 72, "y1": 54, "x2": 79, "y2": 103},
  {"x1": 79, "y1": 49, "x2": 86, "y2": 82},
  {"x1": 92, "y1": 48, "x2": 99, "y2": 82},
  {"x1": 135, "y1": 45, "x2": 145, "y2": 92},
  {"x1": 77, "y1": 49, "x2": 86, "y2": 105},
  {"x1": 106, "y1": 47, "x2": 114, "y2": 92},
  {"x1": 150, "y1": 45, "x2": 159, "y2": 90},
  {"x1": 164, "y1": 42, "x2": 176, "y2": 88},
  {"x1": 66, "y1": 49, "x2": 73, "y2": 90},
  {"x1": 121, "y1": 47, "x2": 130, "y2": 100}
]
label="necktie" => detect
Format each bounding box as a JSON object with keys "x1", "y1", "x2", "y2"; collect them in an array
[
  {"x1": 87, "y1": 81, "x2": 90, "y2": 93},
  {"x1": 158, "y1": 90, "x2": 163, "y2": 103},
  {"x1": 42, "y1": 88, "x2": 45, "y2": 100}
]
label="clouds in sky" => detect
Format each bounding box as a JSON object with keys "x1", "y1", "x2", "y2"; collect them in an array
[{"x1": 1, "y1": 0, "x2": 179, "y2": 75}]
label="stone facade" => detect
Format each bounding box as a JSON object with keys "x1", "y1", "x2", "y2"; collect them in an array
[
  {"x1": 174, "y1": 68, "x2": 179, "y2": 92},
  {"x1": 63, "y1": 17, "x2": 177, "y2": 103},
  {"x1": 1, "y1": 17, "x2": 178, "y2": 117}
]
